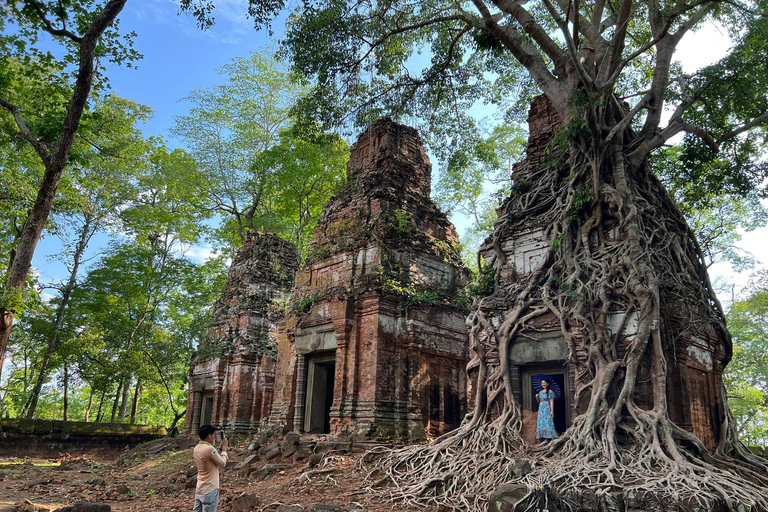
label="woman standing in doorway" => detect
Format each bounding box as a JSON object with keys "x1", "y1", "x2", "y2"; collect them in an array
[{"x1": 535, "y1": 378, "x2": 558, "y2": 445}]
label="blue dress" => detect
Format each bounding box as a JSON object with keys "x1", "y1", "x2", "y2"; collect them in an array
[{"x1": 536, "y1": 390, "x2": 558, "y2": 440}]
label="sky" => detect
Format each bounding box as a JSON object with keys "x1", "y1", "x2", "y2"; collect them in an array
[{"x1": 28, "y1": 0, "x2": 768, "y2": 305}]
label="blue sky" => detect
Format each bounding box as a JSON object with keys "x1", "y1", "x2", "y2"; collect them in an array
[
  {"x1": 28, "y1": 1, "x2": 767, "y2": 303},
  {"x1": 105, "y1": 0, "x2": 274, "y2": 140}
]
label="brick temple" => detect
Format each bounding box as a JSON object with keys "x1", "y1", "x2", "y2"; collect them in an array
[
  {"x1": 186, "y1": 232, "x2": 299, "y2": 433},
  {"x1": 476, "y1": 95, "x2": 728, "y2": 449},
  {"x1": 268, "y1": 119, "x2": 471, "y2": 441}
]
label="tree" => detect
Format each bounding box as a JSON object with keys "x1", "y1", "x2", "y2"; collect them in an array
[
  {"x1": 432, "y1": 123, "x2": 527, "y2": 269},
  {"x1": 181, "y1": 0, "x2": 768, "y2": 508},
  {"x1": 251, "y1": 126, "x2": 348, "y2": 256},
  {"x1": 171, "y1": 49, "x2": 306, "y2": 247},
  {"x1": 171, "y1": 50, "x2": 349, "y2": 255},
  {"x1": 0, "y1": 0, "x2": 134, "y2": 380},
  {"x1": 654, "y1": 146, "x2": 768, "y2": 273}
]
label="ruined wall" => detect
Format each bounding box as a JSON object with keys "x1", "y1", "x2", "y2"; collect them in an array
[
  {"x1": 186, "y1": 232, "x2": 299, "y2": 432},
  {"x1": 0, "y1": 419, "x2": 166, "y2": 456},
  {"x1": 270, "y1": 119, "x2": 470, "y2": 441},
  {"x1": 477, "y1": 95, "x2": 728, "y2": 449}
]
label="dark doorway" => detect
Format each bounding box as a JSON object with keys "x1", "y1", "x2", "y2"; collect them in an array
[
  {"x1": 523, "y1": 368, "x2": 569, "y2": 435},
  {"x1": 304, "y1": 353, "x2": 336, "y2": 433},
  {"x1": 201, "y1": 393, "x2": 214, "y2": 427}
]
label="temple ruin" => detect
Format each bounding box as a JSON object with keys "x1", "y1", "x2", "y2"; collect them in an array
[
  {"x1": 268, "y1": 119, "x2": 471, "y2": 441},
  {"x1": 186, "y1": 232, "x2": 299, "y2": 433},
  {"x1": 476, "y1": 95, "x2": 728, "y2": 448}
]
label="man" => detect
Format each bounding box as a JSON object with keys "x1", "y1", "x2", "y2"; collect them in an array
[{"x1": 193, "y1": 424, "x2": 229, "y2": 512}]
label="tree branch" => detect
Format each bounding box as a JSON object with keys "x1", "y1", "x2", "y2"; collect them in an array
[
  {"x1": 717, "y1": 111, "x2": 768, "y2": 144},
  {"x1": 0, "y1": 96, "x2": 51, "y2": 163},
  {"x1": 472, "y1": 0, "x2": 567, "y2": 108},
  {"x1": 493, "y1": 0, "x2": 569, "y2": 73},
  {"x1": 24, "y1": 0, "x2": 83, "y2": 43},
  {"x1": 551, "y1": 0, "x2": 606, "y2": 47},
  {"x1": 540, "y1": 0, "x2": 593, "y2": 86}
]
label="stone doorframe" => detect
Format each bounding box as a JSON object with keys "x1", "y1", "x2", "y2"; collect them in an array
[
  {"x1": 303, "y1": 352, "x2": 337, "y2": 433},
  {"x1": 521, "y1": 363, "x2": 572, "y2": 429},
  {"x1": 292, "y1": 323, "x2": 338, "y2": 433}
]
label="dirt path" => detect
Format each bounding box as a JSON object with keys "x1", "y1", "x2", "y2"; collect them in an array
[{"x1": 4, "y1": 438, "x2": 415, "y2": 512}]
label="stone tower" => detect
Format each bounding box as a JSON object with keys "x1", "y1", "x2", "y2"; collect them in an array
[
  {"x1": 476, "y1": 95, "x2": 728, "y2": 448},
  {"x1": 269, "y1": 119, "x2": 471, "y2": 441},
  {"x1": 186, "y1": 232, "x2": 299, "y2": 432}
]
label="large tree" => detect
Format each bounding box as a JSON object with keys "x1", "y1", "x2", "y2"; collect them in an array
[
  {"x1": 180, "y1": 0, "x2": 768, "y2": 509},
  {"x1": 0, "y1": 0, "x2": 133, "y2": 380},
  {"x1": 171, "y1": 49, "x2": 348, "y2": 254}
]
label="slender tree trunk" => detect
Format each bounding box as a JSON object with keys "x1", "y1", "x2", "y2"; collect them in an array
[
  {"x1": 118, "y1": 375, "x2": 131, "y2": 420},
  {"x1": 95, "y1": 389, "x2": 106, "y2": 422},
  {"x1": 130, "y1": 380, "x2": 141, "y2": 424},
  {"x1": 62, "y1": 363, "x2": 69, "y2": 422},
  {"x1": 110, "y1": 381, "x2": 122, "y2": 423},
  {"x1": 0, "y1": 0, "x2": 129, "y2": 382},
  {"x1": 25, "y1": 215, "x2": 93, "y2": 419},
  {"x1": 84, "y1": 387, "x2": 94, "y2": 422},
  {"x1": 167, "y1": 409, "x2": 187, "y2": 436}
]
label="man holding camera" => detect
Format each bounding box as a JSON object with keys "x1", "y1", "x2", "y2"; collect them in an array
[{"x1": 192, "y1": 424, "x2": 229, "y2": 512}]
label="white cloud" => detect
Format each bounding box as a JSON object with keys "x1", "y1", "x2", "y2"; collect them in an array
[{"x1": 179, "y1": 243, "x2": 220, "y2": 263}]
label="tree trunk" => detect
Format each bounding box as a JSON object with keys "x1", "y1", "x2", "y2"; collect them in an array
[
  {"x1": 167, "y1": 409, "x2": 187, "y2": 436},
  {"x1": 118, "y1": 375, "x2": 131, "y2": 420},
  {"x1": 110, "y1": 381, "x2": 122, "y2": 423},
  {"x1": 25, "y1": 214, "x2": 93, "y2": 419},
  {"x1": 130, "y1": 380, "x2": 141, "y2": 425},
  {"x1": 0, "y1": 0, "x2": 128, "y2": 382},
  {"x1": 84, "y1": 387, "x2": 94, "y2": 422},
  {"x1": 95, "y1": 389, "x2": 106, "y2": 423},
  {"x1": 62, "y1": 363, "x2": 69, "y2": 422}
]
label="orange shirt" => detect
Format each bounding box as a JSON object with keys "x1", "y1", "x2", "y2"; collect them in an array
[{"x1": 193, "y1": 441, "x2": 228, "y2": 495}]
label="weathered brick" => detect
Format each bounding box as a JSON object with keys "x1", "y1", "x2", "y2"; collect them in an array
[
  {"x1": 186, "y1": 232, "x2": 299, "y2": 433},
  {"x1": 269, "y1": 118, "x2": 470, "y2": 441}
]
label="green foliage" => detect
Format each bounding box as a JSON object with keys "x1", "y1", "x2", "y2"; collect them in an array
[
  {"x1": 172, "y1": 48, "x2": 347, "y2": 258},
  {"x1": 510, "y1": 180, "x2": 531, "y2": 196},
  {"x1": 0, "y1": 281, "x2": 40, "y2": 315},
  {"x1": 568, "y1": 187, "x2": 594, "y2": 224},
  {"x1": 655, "y1": 147, "x2": 768, "y2": 270},
  {"x1": 294, "y1": 294, "x2": 318, "y2": 313},
  {"x1": 551, "y1": 234, "x2": 564, "y2": 253},
  {"x1": 724, "y1": 272, "x2": 768, "y2": 446},
  {"x1": 250, "y1": 125, "x2": 348, "y2": 258},
  {"x1": 388, "y1": 209, "x2": 415, "y2": 238},
  {"x1": 402, "y1": 290, "x2": 440, "y2": 311},
  {"x1": 380, "y1": 262, "x2": 441, "y2": 312},
  {"x1": 433, "y1": 124, "x2": 525, "y2": 271},
  {"x1": 546, "y1": 275, "x2": 582, "y2": 304},
  {"x1": 671, "y1": 11, "x2": 768, "y2": 199},
  {"x1": 468, "y1": 263, "x2": 495, "y2": 299}
]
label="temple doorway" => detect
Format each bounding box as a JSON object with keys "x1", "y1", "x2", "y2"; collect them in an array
[
  {"x1": 522, "y1": 365, "x2": 570, "y2": 435},
  {"x1": 304, "y1": 352, "x2": 336, "y2": 433},
  {"x1": 201, "y1": 392, "x2": 214, "y2": 427}
]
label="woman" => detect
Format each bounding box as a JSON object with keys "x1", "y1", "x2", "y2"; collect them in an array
[{"x1": 535, "y1": 378, "x2": 558, "y2": 445}]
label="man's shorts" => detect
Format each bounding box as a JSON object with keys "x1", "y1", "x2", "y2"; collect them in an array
[{"x1": 193, "y1": 488, "x2": 219, "y2": 512}]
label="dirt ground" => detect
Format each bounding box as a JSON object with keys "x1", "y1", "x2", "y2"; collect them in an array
[{"x1": 2, "y1": 436, "x2": 414, "y2": 512}]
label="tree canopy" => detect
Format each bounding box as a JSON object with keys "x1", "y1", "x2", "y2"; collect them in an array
[{"x1": 172, "y1": 49, "x2": 348, "y2": 255}]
